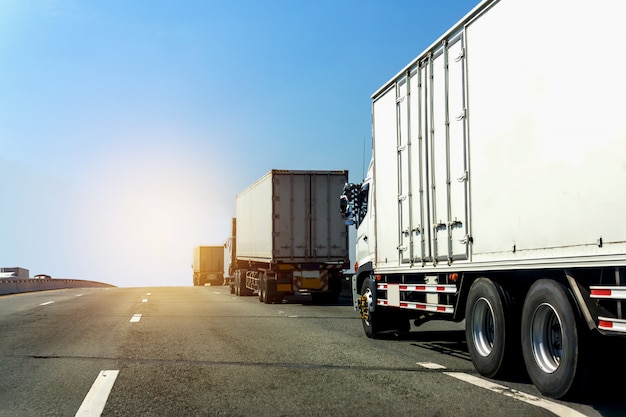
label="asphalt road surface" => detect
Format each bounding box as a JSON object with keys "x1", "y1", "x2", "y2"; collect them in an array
[{"x1": 2, "y1": 286, "x2": 626, "y2": 417}]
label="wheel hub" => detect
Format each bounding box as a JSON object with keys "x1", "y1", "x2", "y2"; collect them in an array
[
  {"x1": 358, "y1": 288, "x2": 373, "y2": 321},
  {"x1": 531, "y1": 303, "x2": 563, "y2": 374}
]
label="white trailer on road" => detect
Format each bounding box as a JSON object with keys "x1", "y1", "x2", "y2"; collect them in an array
[
  {"x1": 231, "y1": 170, "x2": 349, "y2": 303},
  {"x1": 341, "y1": 0, "x2": 626, "y2": 400}
]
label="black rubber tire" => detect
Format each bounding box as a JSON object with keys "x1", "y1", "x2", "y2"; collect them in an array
[
  {"x1": 263, "y1": 276, "x2": 273, "y2": 305},
  {"x1": 258, "y1": 284, "x2": 265, "y2": 302},
  {"x1": 360, "y1": 278, "x2": 387, "y2": 338},
  {"x1": 465, "y1": 278, "x2": 519, "y2": 378},
  {"x1": 521, "y1": 279, "x2": 589, "y2": 399},
  {"x1": 235, "y1": 272, "x2": 241, "y2": 296}
]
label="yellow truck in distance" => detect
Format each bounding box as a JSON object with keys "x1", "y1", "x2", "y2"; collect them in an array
[{"x1": 192, "y1": 246, "x2": 224, "y2": 286}]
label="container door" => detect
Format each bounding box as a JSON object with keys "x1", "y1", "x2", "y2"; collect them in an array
[
  {"x1": 409, "y1": 65, "x2": 430, "y2": 263},
  {"x1": 428, "y1": 32, "x2": 469, "y2": 264},
  {"x1": 397, "y1": 76, "x2": 411, "y2": 264},
  {"x1": 273, "y1": 172, "x2": 308, "y2": 259},
  {"x1": 310, "y1": 173, "x2": 348, "y2": 260},
  {"x1": 372, "y1": 86, "x2": 401, "y2": 268}
]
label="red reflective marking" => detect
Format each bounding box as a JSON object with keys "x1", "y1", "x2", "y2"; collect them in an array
[
  {"x1": 400, "y1": 303, "x2": 408, "y2": 307},
  {"x1": 436, "y1": 286, "x2": 445, "y2": 292},
  {"x1": 399, "y1": 285, "x2": 408, "y2": 290},
  {"x1": 592, "y1": 289, "x2": 611, "y2": 296},
  {"x1": 437, "y1": 306, "x2": 446, "y2": 311},
  {"x1": 416, "y1": 286, "x2": 426, "y2": 291},
  {"x1": 599, "y1": 320, "x2": 613, "y2": 328},
  {"x1": 416, "y1": 304, "x2": 426, "y2": 309}
]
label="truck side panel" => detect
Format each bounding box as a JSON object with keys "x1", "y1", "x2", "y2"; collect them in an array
[
  {"x1": 236, "y1": 173, "x2": 273, "y2": 261},
  {"x1": 466, "y1": 0, "x2": 626, "y2": 263},
  {"x1": 373, "y1": 0, "x2": 626, "y2": 270}
]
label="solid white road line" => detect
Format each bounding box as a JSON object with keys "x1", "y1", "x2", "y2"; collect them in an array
[
  {"x1": 129, "y1": 314, "x2": 142, "y2": 323},
  {"x1": 414, "y1": 363, "x2": 585, "y2": 417},
  {"x1": 75, "y1": 370, "x2": 119, "y2": 416},
  {"x1": 39, "y1": 301, "x2": 55, "y2": 306},
  {"x1": 444, "y1": 372, "x2": 587, "y2": 417}
]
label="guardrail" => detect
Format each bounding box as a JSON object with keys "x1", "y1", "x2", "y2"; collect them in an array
[{"x1": 0, "y1": 279, "x2": 115, "y2": 296}]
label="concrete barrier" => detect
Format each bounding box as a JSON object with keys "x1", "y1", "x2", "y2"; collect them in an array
[{"x1": 0, "y1": 279, "x2": 115, "y2": 296}]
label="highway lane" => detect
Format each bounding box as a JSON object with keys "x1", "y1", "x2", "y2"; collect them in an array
[{"x1": 1, "y1": 287, "x2": 625, "y2": 416}]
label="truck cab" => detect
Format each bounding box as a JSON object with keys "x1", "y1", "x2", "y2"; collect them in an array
[{"x1": 340, "y1": 161, "x2": 375, "y2": 307}]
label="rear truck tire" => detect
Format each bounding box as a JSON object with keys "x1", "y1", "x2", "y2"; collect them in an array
[
  {"x1": 521, "y1": 279, "x2": 590, "y2": 399},
  {"x1": 235, "y1": 270, "x2": 250, "y2": 296},
  {"x1": 237, "y1": 270, "x2": 251, "y2": 296},
  {"x1": 465, "y1": 278, "x2": 520, "y2": 378},
  {"x1": 264, "y1": 277, "x2": 277, "y2": 304},
  {"x1": 258, "y1": 283, "x2": 265, "y2": 302}
]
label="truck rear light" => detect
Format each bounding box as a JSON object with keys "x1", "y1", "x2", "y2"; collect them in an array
[{"x1": 449, "y1": 273, "x2": 459, "y2": 282}]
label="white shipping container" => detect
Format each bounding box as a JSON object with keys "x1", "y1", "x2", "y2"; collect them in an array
[
  {"x1": 371, "y1": 0, "x2": 626, "y2": 271},
  {"x1": 236, "y1": 170, "x2": 349, "y2": 264}
]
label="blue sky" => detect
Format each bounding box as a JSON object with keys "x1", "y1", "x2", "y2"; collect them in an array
[{"x1": 0, "y1": 0, "x2": 480, "y2": 287}]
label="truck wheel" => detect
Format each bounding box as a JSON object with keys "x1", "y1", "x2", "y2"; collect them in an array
[
  {"x1": 263, "y1": 278, "x2": 274, "y2": 305},
  {"x1": 521, "y1": 279, "x2": 589, "y2": 399},
  {"x1": 465, "y1": 278, "x2": 519, "y2": 378},
  {"x1": 360, "y1": 278, "x2": 387, "y2": 338},
  {"x1": 258, "y1": 274, "x2": 266, "y2": 303}
]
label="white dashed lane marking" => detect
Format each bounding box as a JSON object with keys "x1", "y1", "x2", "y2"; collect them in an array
[
  {"x1": 74, "y1": 370, "x2": 119, "y2": 416},
  {"x1": 416, "y1": 362, "x2": 447, "y2": 370},
  {"x1": 39, "y1": 301, "x2": 55, "y2": 306},
  {"x1": 129, "y1": 314, "x2": 142, "y2": 323}
]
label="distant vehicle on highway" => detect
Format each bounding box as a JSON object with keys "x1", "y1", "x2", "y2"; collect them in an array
[{"x1": 33, "y1": 274, "x2": 51, "y2": 280}]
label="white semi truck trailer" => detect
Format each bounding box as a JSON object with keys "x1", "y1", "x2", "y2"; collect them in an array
[
  {"x1": 230, "y1": 170, "x2": 349, "y2": 303},
  {"x1": 340, "y1": 0, "x2": 626, "y2": 400}
]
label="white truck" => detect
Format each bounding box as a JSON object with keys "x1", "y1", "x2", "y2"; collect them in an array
[
  {"x1": 229, "y1": 170, "x2": 349, "y2": 303},
  {"x1": 340, "y1": 0, "x2": 626, "y2": 400}
]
